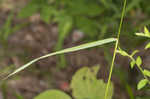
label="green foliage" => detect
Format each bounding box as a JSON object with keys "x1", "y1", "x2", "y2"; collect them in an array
[
  {"x1": 0, "y1": 12, "x2": 29, "y2": 45},
  {"x1": 117, "y1": 47, "x2": 150, "y2": 90},
  {"x1": 34, "y1": 90, "x2": 71, "y2": 99},
  {"x1": 136, "y1": 56, "x2": 142, "y2": 67},
  {"x1": 125, "y1": 0, "x2": 142, "y2": 13},
  {"x1": 137, "y1": 79, "x2": 148, "y2": 90},
  {"x1": 71, "y1": 66, "x2": 113, "y2": 99},
  {"x1": 143, "y1": 69, "x2": 150, "y2": 77},
  {"x1": 131, "y1": 50, "x2": 139, "y2": 57},
  {"x1": 117, "y1": 26, "x2": 150, "y2": 90},
  {"x1": 20, "y1": 0, "x2": 145, "y2": 41},
  {"x1": 130, "y1": 60, "x2": 136, "y2": 69},
  {"x1": 145, "y1": 42, "x2": 150, "y2": 49},
  {"x1": 1, "y1": 82, "x2": 7, "y2": 99},
  {"x1": 0, "y1": 12, "x2": 14, "y2": 43},
  {"x1": 18, "y1": 0, "x2": 103, "y2": 42},
  {"x1": 17, "y1": 0, "x2": 150, "y2": 68},
  {"x1": 104, "y1": 0, "x2": 127, "y2": 98},
  {"x1": 4, "y1": 38, "x2": 116, "y2": 80},
  {"x1": 136, "y1": 96, "x2": 150, "y2": 99},
  {"x1": 18, "y1": 0, "x2": 45, "y2": 18},
  {"x1": 14, "y1": 93, "x2": 24, "y2": 99},
  {"x1": 135, "y1": 27, "x2": 150, "y2": 38},
  {"x1": 18, "y1": 0, "x2": 106, "y2": 67},
  {"x1": 116, "y1": 47, "x2": 129, "y2": 57},
  {"x1": 19, "y1": 0, "x2": 141, "y2": 46},
  {"x1": 2, "y1": 0, "x2": 150, "y2": 97},
  {"x1": 55, "y1": 15, "x2": 73, "y2": 68},
  {"x1": 34, "y1": 66, "x2": 113, "y2": 99}
]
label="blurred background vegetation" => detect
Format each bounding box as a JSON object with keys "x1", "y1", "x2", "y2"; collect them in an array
[{"x1": 0, "y1": 0, "x2": 150, "y2": 99}]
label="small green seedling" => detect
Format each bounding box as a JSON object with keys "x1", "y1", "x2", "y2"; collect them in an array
[{"x1": 117, "y1": 26, "x2": 150, "y2": 90}]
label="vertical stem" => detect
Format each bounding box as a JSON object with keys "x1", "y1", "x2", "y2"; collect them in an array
[
  {"x1": 130, "y1": 57, "x2": 150, "y2": 85},
  {"x1": 104, "y1": 0, "x2": 127, "y2": 99}
]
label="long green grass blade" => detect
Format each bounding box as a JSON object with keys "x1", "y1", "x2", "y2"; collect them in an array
[{"x1": 3, "y1": 38, "x2": 116, "y2": 80}]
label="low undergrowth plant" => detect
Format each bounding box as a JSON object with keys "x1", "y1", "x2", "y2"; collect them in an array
[
  {"x1": 18, "y1": 0, "x2": 149, "y2": 68},
  {"x1": 1, "y1": 0, "x2": 150, "y2": 99},
  {"x1": 1, "y1": 38, "x2": 116, "y2": 99},
  {"x1": 117, "y1": 27, "x2": 150, "y2": 90},
  {"x1": 18, "y1": 0, "x2": 106, "y2": 68},
  {"x1": 0, "y1": 12, "x2": 14, "y2": 44},
  {"x1": 34, "y1": 66, "x2": 113, "y2": 99},
  {"x1": 0, "y1": 12, "x2": 28, "y2": 46},
  {"x1": 3, "y1": 38, "x2": 116, "y2": 79}
]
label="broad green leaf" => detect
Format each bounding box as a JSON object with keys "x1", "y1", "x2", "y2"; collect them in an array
[
  {"x1": 143, "y1": 69, "x2": 150, "y2": 77},
  {"x1": 145, "y1": 42, "x2": 150, "y2": 50},
  {"x1": 137, "y1": 79, "x2": 148, "y2": 90},
  {"x1": 130, "y1": 60, "x2": 136, "y2": 69},
  {"x1": 4, "y1": 38, "x2": 116, "y2": 79},
  {"x1": 34, "y1": 90, "x2": 71, "y2": 99},
  {"x1": 136, "y1": 56, "x2": 142, "y2": 67},
  {"x1": 71, "y1": 66, "x2": 113, "y2": 99}
]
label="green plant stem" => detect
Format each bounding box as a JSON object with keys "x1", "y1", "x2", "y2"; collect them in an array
[
  {"x1": 137, "y1": 66, "x2": 150, "y2": 84},
  {"x1": 104, "y1": 0, "x2": 127, "y2": 99},
  {"x1": 130, "y1": 57, "x2": 150, "y2": 85}
]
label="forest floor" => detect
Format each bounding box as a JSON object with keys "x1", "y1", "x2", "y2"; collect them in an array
[{"x1": 0, "y1": 0, "x2": 150, "y2": 99}]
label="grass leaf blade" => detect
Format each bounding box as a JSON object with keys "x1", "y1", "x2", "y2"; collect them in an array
[{"x1": 3, "y1": 38, "x2": 117, "y2": 80}]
